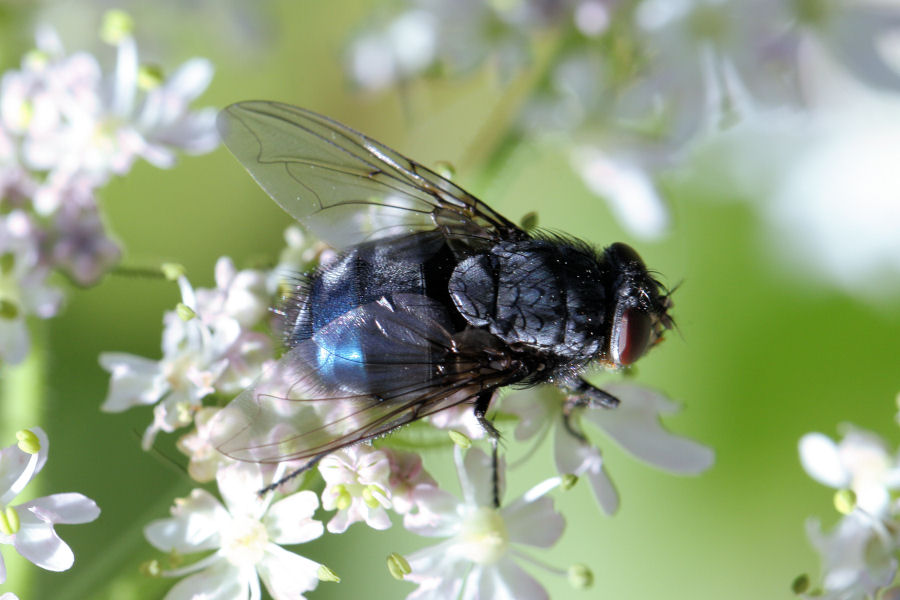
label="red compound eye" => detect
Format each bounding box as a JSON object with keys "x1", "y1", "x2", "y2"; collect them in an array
[{"x1": 611, "y1": 307, "x2": 652, "y2": 366}]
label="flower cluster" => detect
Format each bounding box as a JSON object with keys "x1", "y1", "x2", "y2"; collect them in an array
[
  {"x1": 0, "y1": 11, "x2": 217, "y2": 365},
  {"x1": 0, "y1": 428, "x2": 100, "y2": 594},
  {"x1": 100, "y1": 257, "x2": 273, "y2": 450},
  {"x1": 796, "y1": 412, "x2": 900, "y2": 598}
]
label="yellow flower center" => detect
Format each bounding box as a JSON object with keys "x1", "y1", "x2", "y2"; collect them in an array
[{"x1": 455, "y1": 506, "x2": 509, "y2": 565}]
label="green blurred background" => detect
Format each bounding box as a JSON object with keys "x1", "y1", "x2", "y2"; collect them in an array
[{"x1": 1, "y1": 1, "x2": 899, "y2": 598}]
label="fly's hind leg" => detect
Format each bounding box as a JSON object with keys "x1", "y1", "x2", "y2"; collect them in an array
[
  {"x1": 257, "y1": 453, "x2": 328, "y2": 496},
  {"x1": 474, "y1": 389, "x2": 501, "y2": 509}
]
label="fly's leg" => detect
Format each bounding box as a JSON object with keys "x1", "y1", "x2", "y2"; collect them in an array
[
  {"x1": 257, "y1": 453, "x2": 328, "y2": 496},
  {"x1": 565, "y1": 377, "x2": 620, "y2": 409},
  {"x1": 474, "y1": 389, "x2": 501, "y2": 509},
  {"x1": 561, "y1": 377, "x2": 621, "y2": 442}
]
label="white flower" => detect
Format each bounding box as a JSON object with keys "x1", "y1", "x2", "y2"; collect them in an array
[
  {"x1": 805, "y1": 512, "x2": 898, "y2": 600},
  {"x1": 0, "y1": 22, "x2": 216, "y2": 213},
  {"x1": 0, "y1": 210, "x2": 64, "y2": 365},
  {"x1": 401, "y1": 446, "x2": 565, "y2": 600},
  {"x1": 176, "y1": 407, "x2": 231, "y2": 483},
  {"x1": 145, "y1": 462, "x2": 326, "y2": 600},
  {"x1": 800, "y1": 427, "x2": 900, "y2": 518},
  {"x1": 100, "y1": 267, "x2": 272, "y2": 448},
  {"x1": 346, "y1": 9, "x2": 438, "y2": 91},
  {"x1": 0, "y1": 428, "x2": 100, "y2": 582},
  {"x1": 383, "y1": 448, "x2": 438, "y2": 516},
  {"x1": 319, "y1": 444, "x2": 393, "y2": 533},
  {"x1": 502, "y1": 383, "x2": 714, "y2": 515}
]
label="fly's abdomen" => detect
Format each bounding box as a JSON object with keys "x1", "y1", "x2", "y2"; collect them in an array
[{"x1": 281, "y1": 232, "x2": 462, "y2": 393}]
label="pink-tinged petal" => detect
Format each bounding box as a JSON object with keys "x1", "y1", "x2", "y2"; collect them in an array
[
  {"x1": 13, "y1": 510, "x2": 74, "y2": 571},
  {"x1": 258, "y1": 543, "x2": 320, "y2": 599},
  {"x1": 492, "y1": 558, "x2": 550, "y2": 600},
  {"x1": 1, "y1": 592, "x2": 18, "y2": 600},
  {"x1": 0, "y1": 551, "x2": 6, "y2": 583},
  {"x1": 502, "y1": 495, "x2": 564, "y2": 549},
  {"x1": 799, "y1": 432, "x2": 851, "y2": 488},
  {"x1": 145, "y1": 489, "x2": 226, "y2": 553},
  {"x1": 99, "y1": 352, "x2": 166, "y2": 411},
  {"x1": 265, "y1": 491, "x2": 323, "y2": 545},
  {"x1": 163, "y1": 560, "x2": 248, "y2": 600},
  {"x1": 586, "y1": 384, "x2": 714, "y2": 474},
  {"x1": 22, "y1": 493, "x2": 99, "y2": 524}
]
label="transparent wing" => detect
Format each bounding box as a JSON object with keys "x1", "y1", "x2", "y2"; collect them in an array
[
  {"x1": 211, "y1": 298, "x2": 518, "y2": 463},
  {"x1": 217, "y1": 100, "x2": 526, "y2": 249}
]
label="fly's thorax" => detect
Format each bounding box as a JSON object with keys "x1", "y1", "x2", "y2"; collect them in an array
[{"x1": 448, "y1": 238, "x2": 608, "y2": 360}]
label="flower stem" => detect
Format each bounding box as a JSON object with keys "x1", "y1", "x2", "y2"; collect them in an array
[{"x1": 0, "y1": 318, "x2": 47, "y2": 595}]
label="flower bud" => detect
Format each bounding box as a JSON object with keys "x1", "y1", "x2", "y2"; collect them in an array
[
  {"x1": 834, "y1": 489, "x2": 856, "y2": 515},
  {"x1": 568, "y1": 564, "x2": 593, "y2": 589},
  {"x1": 449, "y1": 430, "x2": 471, "y2": 448},
  {"x1": 791, "y1": 573, "x2": 809, "y2": 595},
  {"x1": 387, "y1": 552, "x2": 411, "y2": 580},
  {"x1": 176, "y1": 303, "x2": 196, "y2": 322},
  {"x1": 560, "y1": 474, "x2": 578, "y2": 491},
  {"x1": 161, "y1": 263, "x2": 186, "y2": 281},
  {"x1": 16, "y1": 429, "x2": 40, "y2": 454},
  {"x1": 0, "y1": 506, "x2": 20, "y2": 535},
  {"x1": 317, "y1": 564, "x2": 341, "y2": 582},
  {"x1": 101, "y1": 10, "x2": 135, "y2": 44}
]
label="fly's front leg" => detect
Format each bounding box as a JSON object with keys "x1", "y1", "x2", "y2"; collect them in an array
[
  {"x1": 563, "y1": 376, "x2": 620, "y2": 409},
  {"x1": 474, "y1": 389, "x2": 501, "y2": 509},
  {"x1": 560, "y1": 377, "x2": 621, "y2": 442}
]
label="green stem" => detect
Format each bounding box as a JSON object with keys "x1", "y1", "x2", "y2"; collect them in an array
[{"x1": 0, "y1": 318, "x2": 47, "y2": 597}]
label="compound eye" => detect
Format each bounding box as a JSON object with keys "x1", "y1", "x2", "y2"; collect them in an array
[{"x1": 611, "y1": 307, "x2": 652, "y2": 366}]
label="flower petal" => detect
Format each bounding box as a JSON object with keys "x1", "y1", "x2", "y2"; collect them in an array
[
  {"x1": 265, "y1": 491, "x2": 323, "y2": 545},
  {"x1": 98, "y1": 352, "x2": 166, "y2": 411},
  {"x1": 258, "y1": 543, "x2": 320, "y2": 599},
  {"x1": 406, "y1": 540, "x2": 468, "y2": 600},
  {"x1": 799, "y1": 432, "x2": 851, "y2": 489},
  {"x1": 217, "y1": 462, "x2": 267, "y2": 520},
  {"x1": 23, "y1": 493, "x2": 99, "y2": 525},
  {"x1": 553, "y1": 421, "x2": 619, "y2": 515},
  {"x1": 502, "y1": 495, "x2": 564, "y2": 549},
  {"x1": 586, "y1": 384, "x2": 714, "y2": 474},
  {"x1": 162, "y1": 559, "x2": 248, "y2": 600},
  {"x1": 491, "y1": 558, "x2": 550, "y2": 600},
  {"x1": 144, "y1": 489, "x2": 227, "y2": 553},
  {"x1": 13, "y1": 509, "x2": 74, "y2": 571}
]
